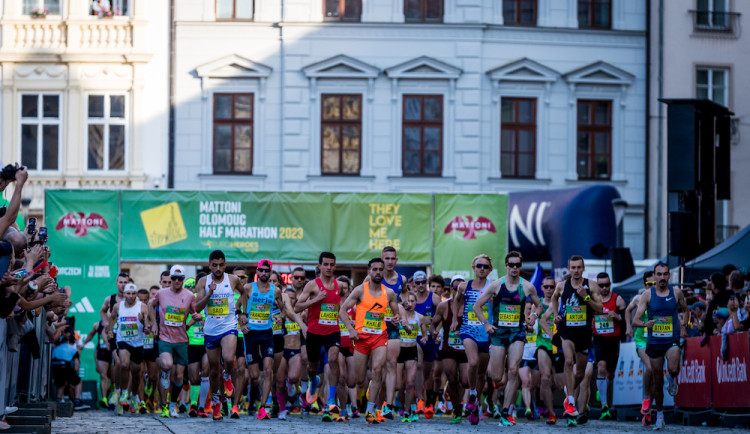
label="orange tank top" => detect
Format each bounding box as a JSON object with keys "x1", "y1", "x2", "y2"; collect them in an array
[{"x1": 355, "y1": 282, "x2": 388, "y2": 335}]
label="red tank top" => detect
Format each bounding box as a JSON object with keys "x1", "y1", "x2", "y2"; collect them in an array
[
  {"x1": 593, "y1": 292, "x2": 621, "y2": 337},
  {"x1": 307, "y1": 278, "x2": 341, "y2": 335}
]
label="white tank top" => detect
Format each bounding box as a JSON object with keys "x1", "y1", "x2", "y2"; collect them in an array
[
  {"x1": 204, "y1": 273, "x2": 238, "y2": 336},
  {"x1": 116, "y1": 300, "x2": 143, "y2": 347}
]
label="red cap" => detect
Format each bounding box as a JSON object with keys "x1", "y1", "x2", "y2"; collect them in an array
[{"x1": 258, "y1": 259, "x2": 272, "y2": 270}]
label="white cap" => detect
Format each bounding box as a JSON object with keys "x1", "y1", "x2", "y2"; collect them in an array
[
  {"x1": 450, "y1": 275, "x2": 465, "y2": 285},
  {"x1": 169, "y1": 265, "x2": 185, "y2": 277},
  {"x1": 124, "y1": 283, "x2": 138, "y2": 293}
]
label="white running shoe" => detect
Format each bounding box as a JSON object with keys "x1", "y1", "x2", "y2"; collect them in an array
[
  {"x1": 667, "y1": 377, "x2": 678, "y2": 396},
  {"x1": 653, "y1": 417, "x2": 665, "y2": 430},
  {"x1": 160, "y1": 371, "x2": 170, "y2": 390}
]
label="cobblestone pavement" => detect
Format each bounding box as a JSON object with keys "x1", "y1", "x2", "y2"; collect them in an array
[{"x1": 52, "y1": 410, "x2": 744, "y2": 434}]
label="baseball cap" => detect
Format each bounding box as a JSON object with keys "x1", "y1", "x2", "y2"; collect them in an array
[
  {"x1": 451, "y1": 275, "x2": 465, "y2": 286},
  {"x1": 713, "y1": 307, "x2": 729, "y2": 319},
  {"x1": 169, "y1": 265, "x2": 185, "y2": 277},
  {"x1": 413, "y1": 271, "x2": 427, "y2": 280},
  {"x1": 258, "y1": 259, "x2": 273, "y2": 270},
  {"x1": 124, "y1": 283, "x2": 138, "y2": 293},
  {"x1": 689, "y1": 302, "x2": 706, "y2": 310}
]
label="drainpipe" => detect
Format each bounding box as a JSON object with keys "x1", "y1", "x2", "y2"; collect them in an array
[
  {"x1": 278, "y1": 0, "x2": 285, "y2": 191},
  {"x1": 655, "y1": 0, "x2": 664, "y2": 255},
  {"x1": 167, "y1": 0, "x2": 176, "y2": 189}
]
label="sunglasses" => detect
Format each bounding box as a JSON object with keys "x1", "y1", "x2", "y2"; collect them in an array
[
  {"x1": 599, "y1": 283, "x2": 611, "y2": 287},
  {"x1": 506, "y1": 262, "x2": 522, "y2": 268},
  {"x1": 542, "y1": 285, "x2": 555, "y2": 289},
  {"x1": 257, "y1": 268, "x2": 271, "y2": 273},
  {"x1": 474, "y1": 264, "x2": 491, "y2": 270},
  {"x1": 240, "y1": 274, "x2": 248, "y2": 279},
  {"x1": 414, "y1": 280, "x2": 427, "y2": 285},
  {"x1": 293, "y1": 275, "x2": 305, "y2": 280},
  {"x1": 171, "y1": 275, "x2": 185, "y2": 281}
]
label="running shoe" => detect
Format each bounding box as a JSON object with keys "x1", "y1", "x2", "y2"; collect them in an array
[
  {"x1": 224, "y1": 376, "x2": 234, "y2": 397},
  {"x1": 212, "y1": 402, "x2": 222, "y2": 420},
  {"x1": 170, "y1": 406, "x2": 179, "y2": 418},
  {"x1": 563, "y1": 397, "x2": 578, "y2": 418},
  {"x1": 189, "y1": 404, "x2": 198, "y2": 417},
  {"x1": 567, "y1": 417, "x2": 578, "y2": 427},
  {"x1": 402, "y1": 412, "x2": 412, "y2": 423},
  {"x1": 509, "y1": 414, "x2": 516, "y2": 425},
  {"x1": 351, "y1": 407, "x2": 360, "y2": 418},
  {"x1": 98, "y1": 398, "x2": 108, "y2": 409},
  {"x1": 335, "y1": 415, "x2": 346, "y2": 422},
  {"x1": 116, "y1": 402, "x2": 124, "y2": 416},
  {"x1": 525, "y1": 407, "x2": 533, "y2": 420},
  {"x1": 641, "y1": 399, "x2": 652, "y2": 415},
  {"x1": 450, "y1": 415, "x2": 462, "y2": 424},
  {"x1": 653, "y1": 416, "x2": 665, "y2": 430},
  {"x1": 230, "y1": 405, "x2": 240, "y2": 419},
  {"x1": 279, "y1": 410, "x2": 288, "y2": 420},
  {"x1": 500, "y1": 415, "x2": 515, "y2": 426},
  {"x1": 577, "y1": 412, "x2": 589, "y2": 425},
  {"x1": 381, "y1": 404, "x2": 394, "y2": 420},
  {"x1": 410, "y1": 412, "x2": 419, "y2": 422},
  {"x1": 129, "y1": 396, "x2": 139, "y2": 413},
  {"x1": 311, "y1": 401, "x2": 321, "y2": 414},
  {"x1": 138, "y1": 401, "x2": 147, "y2": 414},
  {"x1": 416, "y1": 399, "x2": 425, "y2": 414},
  {"x1": 306, "y1": 375, "x2": 320, "y2": 405},
  {"x1": 600, "y1": 404, "x2": 611, "y2": 420},
  {"x1": 161, "y1": 405, "x2": 169, "y2": 418},
  {"x1": 178, "y1": 402, "x2": 187, "y2": 414},
  {"x1": 145, "y1": 381, "x2": 153, "y2": 397},
  {"x1": 668, "y1": 377, "x2": 678, "y2": 397},
  {"x1": 493, "y1": 406, "x2": 502, "y2": 419},
  {"x1": 467, "y1": 396, "x2": 480, "y2": 426},
  {"x1": 328, "y1": 404, "x2": 341, "y2": 420},
  {"x1": 436, "y1": 400, "x2": 446, "y2": 415},
  {"x1": 322, "y1": 411, "x2": 334, "y2": 422},
  {"x1": 424, "y1": 404, "x2": 434, "y2": 419},
  {"x1": 365, "y1": 411, "x2": 378, "y2": 424},
  {"x1": 198, "y1": 408, "x2": 208, "y2": 418},
  {"x1": 642, "y1": 412, "x2": 652, "y2": 426},
  {"x1": 257, "y1": 407, "x2": 270, "y2": 420},
  {"x1": 546, "y1": 414, "x2": 557, "y2": 425}
]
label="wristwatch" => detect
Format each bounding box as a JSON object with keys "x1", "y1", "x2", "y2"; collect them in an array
[
  {"x1": 29, "y1": 280, "x2": 38, "y2": 291},
  {"x1": 584, "y1": 295, "x2": 591, "y2": 303}
]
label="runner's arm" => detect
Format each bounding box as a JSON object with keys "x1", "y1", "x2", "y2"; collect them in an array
[
  {"x1": 451, "y1": 284, "x2": 466, "y2": 332},
  {"x1": 81, "y1": 323, "x2": 98, "y2": 347},
  {"x1": 525, "y1": 282, "x2": 543, "y2": 318},
  {"x1": 99, "y1": 296, "x2": 110, "y2": 325},
  {"x1": 676, "y1": 289, "x2": 689, "y2": 329},
  {"x1": 624, "y1": 295, "x2": 639, "y2": 337},
  {"x1": 586, "y1": 280, "x2": 605, "y2": 313},
  {"x1": 106, "y1": 304, "x2": 118, "y2": 337},
  {"x1": 387, "y1": 289, "x2": 401, "y2": 324},
  {"x1": 339, "y1": 286, "x2": 362, "y2": 336},
  {"x1": 294, "y1": 280, "x2": 320, "y2": 313},
  {"x1": 632, "y1": 291, "x2": 651, "y2": 328},
  {"x1": 430, "y1": 302, "x2": 446, "y2": 336},
  {"x1": 194, "y1": 276, "x2": 212, "y2": 312}
]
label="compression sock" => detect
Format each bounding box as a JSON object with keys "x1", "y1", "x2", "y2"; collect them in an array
[
  {"x1": 199, "y1": 377, "x2": 209, "y2": 408},
  {"x1": 277, "y1": 389, "x2": 287, "y2": 411},
  {"x1": 366, "y1": 401, "x2": 376, "y2": 414},
  {"x1": 190, "y1": 385, "x2": 200, "y2": 406},
  {"x1": 171, "y1": 381, "x2": 183, "y2": 403},
  {"x1": 596, "y1": 378, "x2": 608, "y2": 406},
  {"x1": 327, "y1": 386, "x2": 337, "y2": 406}
]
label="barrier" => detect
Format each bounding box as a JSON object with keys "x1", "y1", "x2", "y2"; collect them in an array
[
  {"x1": 676, "y1": 336, "x2": 711, "y2": 408},
  {"x1": 613, "y1": 341, "x2": 674, "y2": 406}
]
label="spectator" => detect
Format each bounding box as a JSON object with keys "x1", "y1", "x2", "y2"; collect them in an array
[
  {"x1": 729, "y1": 293, "x2": 750, "y2": 332},
  {"x1": 0, "y1": 164, "x2": 28, "y2": 237},
  {"x1": 702, "y1": 272, "x2": 732, "y2": 341},
  {"x1": 728, "y1": 270, "x2": 744, "y2": 293},
  {"x1": 51, "y1": 327, "x2": 89, "y2": 410},
  {"x1": 687, "y1": 302, "x2": 706, "y2": 337}
]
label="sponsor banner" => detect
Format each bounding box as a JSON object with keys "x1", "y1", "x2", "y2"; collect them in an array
[
  {"x1": 710, "y1": 333, "x2": 750, "y2": 408},
  {"x1": 613, "y1": 342, "x2": 675, "y2": 406},
  {"x1": 45, "y1": 189, "x2": 120, "y2": 381},
  {"x1": 433, "y1": 194, "x2": 507, "y2": 281},
  {"x1": 675, "y1": 337, "x2": 711, "y2": 408}
]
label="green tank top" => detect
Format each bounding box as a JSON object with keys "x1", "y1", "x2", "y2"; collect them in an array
[
  {"x1": 634, "y1": 309, "x2": 648, "y2": 340},
  {"x1": 537, "y1": 301, "x2": 556, "y2": 351},
  {"x1": 187, "y1": 293, "x2": 205, "y2": 345}
]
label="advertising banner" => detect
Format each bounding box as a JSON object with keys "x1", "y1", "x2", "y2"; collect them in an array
[
  {"x1": 613, "y1": 342, "x2": 674, "y2": 406},
  {"x1": 45, "y1": 190, "x2": 120, "y2": 381},
  {"x1": 433, "y1": 194, "x2": 507, "y2": 280},
  {"x1": 675, "y1": 337, "x2": 711, "y2": 408},
  {"x1": 710, "y1": 333, "x2": 750, "y2": 408}
]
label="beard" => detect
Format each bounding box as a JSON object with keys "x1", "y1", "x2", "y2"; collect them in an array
[
  {"x1": 371, "y1": 275, "x2": 382, "y2": 284},
  {"x1": 259, "y1": 274, "x2": 269, "y2": 283}
]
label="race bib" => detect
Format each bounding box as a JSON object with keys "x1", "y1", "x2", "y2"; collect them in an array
[
  {"x1": 120, "y1": 323, "x2": 138, "y2": 338},
  {"x1": 399, "y1": 324, "x2": 418, "y2": 343},
  {"x1": 339, "y1": 320, "x2": 349, "y2": 337},
  {"x1": 448, "y1": 331, "x2": 464, "y2": 350},
  {"x1": 143, "y1": 334, "x2": 154, "y2": 349},
  {"x1": 284, "y1": 320, "x2": 300, "y2": 336},
  {"x1": 496, "y1": 303, "x2": 521, "y2": 327},
  {"x1": 467, "y1": 303, "x2": 489, "y2": 326},
  {"x1": 384, "y1": 307, "x2": 395, "y2": 322},
  {"x1": 248, "y1": 304, "x2": 271, "y2": 325},
  {"x1": 566, "y1": 305, "x2": 587, "y2": 327},
  {"x1": 272, "y1": 318, "x2": 284, "y2": 335},
  {"x1": 165, "y1": 306, "x2": 186, "y2": 327},
  {"x1": 363, "y1": 311, "x2": 384, "y2": 334},
  {"x1": 319, "y1": 303, "x2": 339, "y2": 326},
  {"x1": 207, "y1": 297, "x2": 229, "y2": 317},
  {"x1": 99, "y1": 339, "x2": 108, "y2": 349},
  {"x1": 193, "y1": 323, "x2": 204, "y2": 339},
  {"x1": 526, "y1": 332, "x2": 537, "y2": 344},
  {"x1": 542, "y1": 319, "x2": 556, "y2": 339},
  {"x1": 652, "y1": 316, "x2": 673, "y2": 337},
  {"x1": 595, "y1": 314, "x2": 615, "y2": 334}
]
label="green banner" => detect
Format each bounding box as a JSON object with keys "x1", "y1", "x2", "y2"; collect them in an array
[
  {"x1": 120, "y1": 191, "x2": 432, "y2": 264},
  {"x1": 45, "y1": 190, "x2": 120, "y2": 381},
  {"x1": 433, "y1": 194, "x2": 508, "y2": 281}
]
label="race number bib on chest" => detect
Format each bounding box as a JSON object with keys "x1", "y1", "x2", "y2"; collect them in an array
[
  {"x1": 120, "y1": 322, "x2": 138, "y2": 338},
  {"x1": 384, "y1": 307, "x2": 395, "y2": 322},
  {"x1": 165, "y1": 306, "x2": 186, "y2": 327},
  {"x1": 272, "y1": 319, "x2": 284, "y2": 335},
  {"x1": 595, "y1": 314, "x2": 615, "y2": 334},
  {"x1": 497, "y1": 304, "x2": 521, "y2": 327},
  {"x1": 284, "y1": 320, "x2": 300, "y2": 335},
  {"x1": 566, "y1": 305, "x2": 587, "y2": 327},
  {"x1": 319, "y1": 303, "x2": 339, "y2": 325},
  {"x1": 448, "y1": 331, "x2": 464, "y2": 350},
  {"x1": 399, "y1": 325, "x2": 418, "y2": 343},
  {"x1": 193, "y1": 323, "x2": 204, "y2": 338},
  {"x1": 207, "y1": 297, "x2": 229, "y2": 317},
  {"x1": 143, "y1": 334, "x2": 154, "y2": 349},
  {"x1": 363, "y1": 312, "x2": 384, "y2": 334},
  {"x1": 467, "y1": 303, "x2": 489, "y2": 326},
  {"x1": 249, "y1": 304, "x2": 271, "y2": 324},
  {"x1": 653, "y1": 317, "x2": 673, "y2": 337}
]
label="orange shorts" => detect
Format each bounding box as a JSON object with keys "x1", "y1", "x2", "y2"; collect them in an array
[{"x1": 354, "y1": 332, "x2": 388, "y2": 355}]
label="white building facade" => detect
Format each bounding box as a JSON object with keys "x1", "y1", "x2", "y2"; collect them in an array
[{"x1": 173, "y1": 0, "x2": 648, "y2": 259}]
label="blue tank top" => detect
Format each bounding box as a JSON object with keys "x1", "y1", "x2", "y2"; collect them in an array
[
  {"x1": 492, "y1": 277, "x2": 526, "y2": 331},
  {"x1": 647, "y1": 286, "x2": 679, "y2": 344},
  {"x1": 383, "y1": 273, "x2": 404, "y2": 298},
  {"x1": 460, "y1": 279, "x2": 490, "y2": 342},
  {"x1": 415, "y1": 293, "x2": 436, "y2": 321},
  {"x1": 246, "y1": 282, "x2": 276, "y2": 331}
]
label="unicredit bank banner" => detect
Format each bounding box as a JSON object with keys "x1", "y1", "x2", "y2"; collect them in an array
[{"x1": 676, "y1": 337, "x2": 711, "y2": 408}]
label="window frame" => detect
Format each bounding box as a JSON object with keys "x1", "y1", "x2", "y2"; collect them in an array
[
  {"x1": 23, "y1": 0, "x2": 61, "y2": 15},
  {"x1": 404, "y1": 0, "x2": 443, "y2": 23},
  {"x1": 18, "y1": 92, "x2": 63, "y2": 173},
  {"x1": 212, "y1": 92, "x2": 254, "y2": 175},
  {"x1": 500, "y1": 97, "x2": 537, "y2": 179},
  {"x1": 576, "y1": 99, "x2": 612, "y2": 180},
  {"x1": 85, "y1": 93, "x2": 129, "y2": 172},
  {"x1": 401, "y1": 94, "x2": 443, "y2": 177},
  {"x1": 502, "y1": 0, "x2": 537, "y2": 26},
  {"x1": 695, "y1": 0, "x2": 730, "y2": 28},
  {"x1": 215, "y1": 0, "x2": 254, "y2": 21},
  {"x1": 696, "y1": 66, "x2": 729, "y2": 107},
  {"x1": 577, "y1": 0, "x2": 612, "y2": 29},
  {"x1": 320, "y1": 93, "x2": 363, "y2": 176},
  {"x1": 323, "y1": 0, "x2": 362, "y2": 22}
]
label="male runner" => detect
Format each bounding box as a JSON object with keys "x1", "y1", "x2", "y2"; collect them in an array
[
  {"x1": 431, "y1": 293, "x2": 468, "y2": 424},
  {"x1": 150, "y1": 265, "x2": 196, "y2": 418},
  {"x1": 397, "y1": 291, "x2": 428, "y2": 423},
  {"x1": 81, "y1": 319, "x2": 113, "y2": 409},
  {"x1": 294, "y1": 252, "x2": 342, "y2": 421},
  {"x1": 413, "y1": 271, "x2": 441, "y2": 417},
  {"x1": 229, "y1": 266, "x2": 248, "y2": 415},
  {"x1": 289, "y1": 266, "x2": 309, "y2": 407},
  {"x1": 536, "y1": 276, "x2": 559, "y2": 425},
  {"x1": 186, "y1": 298, "x2": 209, "y2": 417},
  {"x1": 633, "y1": 262, "x2": 687, "y2": 430},
  {"x1": 99, "y1": 272, "x2": 130, "y2": 369},
  {"x1": 625, "y1": 270, "x2": 656, "y2": 425},
  {"x1": 194, "y1": 250, "x2": 245, "y2": 420},
  {"x1": 451, "y1": 254, "x2": 493, "y2": 425},
  {"x1": 339, "y1": 258, "x2": 400, "y2": 424},
  {"x1": 277, "y1": 288, "x2": 307, "y2": 420},
  {"x1": 109, "y1": 283, "x2": 152, "y2": 415},
  {"x1": 592, "y1": 272, "x2": 626, "y2": 420},
  {"x1": 475, "y1": 251, "x2": 542, "y2": 426},
  {"x1": 335, "y1": 276, "x2": 358, "y2": 420},
  {"x1": 542, "y1": 255, "x2": 603, "y2": 427}
]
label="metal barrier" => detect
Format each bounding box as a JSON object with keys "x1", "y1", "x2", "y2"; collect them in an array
[{"x1": 26, "y1": 308, "x2": 50, "y2": 403}]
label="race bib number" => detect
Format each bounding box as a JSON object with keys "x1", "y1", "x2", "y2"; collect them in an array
[
  {"x1": 284, "y1": 320, "x2": 300, "y2": 335},
  {"x1": 399, "y1": 324, "x2": 418, "y2": 343},
  {"x1": 595, "y1": 314, "x2": 615, "y2": 334},
  {"x1": 363, "y1": 312, "x2": 384, "y2": 334},
  {"x1": 566, "y1": 305, "x2": 587, "y2": 327},
  {"x1": 272, "y1": 318, "x2": 284, "y2": 335},
  {"x1": 193, "y1": 323, "x2": 204, "y2": 339},
  {"x1": 248, "y1": 304, "x2": 271, "y2": 325},
  {"x1": 99, "y1": 339, "x2": 108, "y2": 349},
  {"x1": 384, "y1": 307, "x2": 394, "y2": 322},
  {"x1": 448, "y1": 331, "x2": 464, "y2": 350},
  {"x1": 526, "y1": 332, "x2": 537, "y2": 344},
  {"x1": 496, "y1": 304, "x2": 521, "y2": 328},
  {"x1": 467, "y1": 303, "x2": 489, "y2": 326},
  {"x1": 143, "y1": 334, "x2": 154, "y2": 349},
  {"x1": 120, "y1": 323, "x2": 138, "y2": 338},
  {"x1": 653, "y1": 317, "x2": 673, "y2": 337},
  {"x1": 542, "y1": 319, "x2": 556, "y2": 339},
  {"x1": 207, "y1": 297, "x2": 229, "y2": 317},
  {"x1": 319, "y1": 303, "x2": 339, "y2": 326},
  {"x1": 339, "y1": 320, "x2": 349, "y2": 337},
  {"x1": 165, "y1": 306, "x2": 186, "y2": 327}
]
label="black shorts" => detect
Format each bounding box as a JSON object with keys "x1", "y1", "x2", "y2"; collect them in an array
[
  {"x1": 418, "y1": 338, "x2": 438, "y2": 363},
  {"x1": 52, "y1": 364, "x2": 81, "y2": 387},
  {"x1": 188, "y1": 344, "x2": 206, "y2": 365},
  {"x1": 438, "y1": 350, "x2": 468, "y2": 364},
  {"x1": 553, "y1": 353, "x2": 565, "y2": 373},
  {"x1": 236, "y1": 336, "x2": 245, "y2": 357},
  {"x1": 117, "y1": 342, "x2": 144, "y2": 365},
  {"x1": 244, "y1": 329, "x2": 275, "y2": 365},
  {"x1": 646, "y1": 340, "x2": 680, "y2": 359},
  {"x1": 274, "y1": 334, "x2": 284, "y2": 354},
  {"x1": 306, "y1": 332, "x2": 340, "y2": 364},
  {"x1": 339, "y1": 346, "x2": 353, "y2": 358},
  {"x1": 109, "y1": 338, "x2": 117, "y2": 362},
  {"x1": 593, "y1": 335, "x2": 621, "y2": 369},
  {"x1": 398, "y1": 345, "x2": 418, "y2": 363},
  {"x1": 521, "y1": 359, "x2": 538, "y2": 370},
  {"x1": 558, "y1": 330, "x2": 592, "y2": 354},
  {"x1": 143, "y1": 344, "x2": 159, "y2": 363},
  {"x1": 283, "y1": 348, "x2": 301, "y2": 361},
  {"x1": 96, "y1": 348, "x2": 112, "y2": 364}
]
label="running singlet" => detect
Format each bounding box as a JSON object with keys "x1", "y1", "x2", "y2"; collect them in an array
[
  {"x1": 441, "y1": 299, "x2": 464, "y2": 352},
  {"x1": 116, "y1": 300, "x2": 143, "y2": 347},
  {"x1": 97, "y1": 322, "x2": 108, "y2": 349},
  {"x1": 204, "y1": 273, "x2": 237, "y2": 336},
  {"x1": 415, "y1": 293, "x2": 436, "y2": 336},
  {"x1": 188, "y1": 293, "x2": 205, "y2": 345},
  {"x1": 399, "y1": 316, "x2": 420, "y2": 344},
  {"x1": 246, "y1": 282, "x2": 275, "y2": 331},
  {"x1": 559, "y1": 278, "x2": 593, "y2": 332},
  {"x1": 307, "y1": 277, "x2": 341, "y2": 335},
  {"x1": 355, "y1": 282, "x2": 388, "y2": 335},
  {"x1": 536, "y1": 300, "x2": 557, "y2": 353},
  {"x1": 492, "y1": 277, "x2": 526, "y2": 331},
  {"x1": 460, "y1": 279, "x2": 490, "y2": 342},
  {"x1": 593, "y1": 292, "x2": 621, "y2": 337},
  {"x1": 383, "y1": 273, "x2": 404, "y2": 328},
  {"x1": 647, "y1": 286, "x2": 679, "y2": 345}
]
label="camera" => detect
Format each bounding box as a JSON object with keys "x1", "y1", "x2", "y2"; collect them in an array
[
  {"x1": 38, "y1": 227, "x2": 48, "y2": 244},
  {"x1": 27, "y1": 217, "x2": 36, "y2": 235},
  {"x1": 0, "y1": 164, "x2": 18, "y2": 181}
]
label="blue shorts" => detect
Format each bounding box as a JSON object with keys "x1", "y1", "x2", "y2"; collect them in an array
[
  {"x1": 204, "y1": 329, "x2": 238, "y2": 351},
  {"x1": 587, "y1": 346, "x2": 596, "y2": 364},
  {"x1": 244, "y1": 329, "x2": 275, "y2": 365},
  {"x1": 316, "y1": 346, "x2": 328, "y2": 375},
  {"x1": 418, "y1": 338, "x2": 438, "y2": 363},
  {"x1": 460, "y1": 334, "x2": 489, "y2": 354}
]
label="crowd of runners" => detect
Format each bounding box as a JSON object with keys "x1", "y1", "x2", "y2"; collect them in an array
[{"x1": 90, "y1": 247, "x2": 686, "y2": 429}]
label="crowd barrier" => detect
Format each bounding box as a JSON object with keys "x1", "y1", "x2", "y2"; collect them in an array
[{"x1": 613, "y1": 341, "x2": 674, "y2": 407}]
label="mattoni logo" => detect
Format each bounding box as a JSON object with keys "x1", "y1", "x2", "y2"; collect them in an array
[
  {"x1": 56, "y1": 212, "x2": 109, "y2": 236},
  {"x1": 444, "y1": 216, "x2": 496, "y2": 240}
]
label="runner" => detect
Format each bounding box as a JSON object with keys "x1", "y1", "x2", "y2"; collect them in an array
[
  {"x1": 378, "y1": 246, "x2": 407, "y2": 420},
  {"x1": 99, "y1": 272, "x2": 130, "y2": 371},
  {"x1": 474, "y1": 251, "x2": 542, "y2": 427},
  {"x1": 633, "y1": 262, "x2": 687, "y2": 430},
  {"x1": 431, "y1": 290, "x2": 468, "y2": 424},
  {"x1": 519, "y1": 304, "x2": 540, "y2": 422},
  {"x1": 427, "y1": 274, "x2": 448, "y2": 415},
  {"x1": 451, "y1": 254, "x2": 493, "y2": 425},
  {"x1": 276, "y1": 287, "x2": 307, "y2": 420},
  {"x1": 269, "y1": 270, "x2": 286, "y2": 418},
  {"x1": 81, "y1": 319, "x2": 112, "y2": 409},
  {"x1": 335, "y1": 276, "x2": 357, "y2": 421},
  {"x1": 413, "y1": 271, "x2": 440, "y2": 417},
  {"x1": 150, "y1": 265, "x2": 196, "y2": 418},
  {"x1": 194, "y1": 251, "x2": 245, "y2": 420},
  {"x1": 230, "y1": 266, "x2": 249, "y2": 416},
  {"x1": 108, "y1": 283, "x2": 153, "y2": 415},
  {"x1": 397, "y1": 291, "x2": 428, "y2": 423},
  {"x1": 338, "y1": 257, "x2": 401, "y2": 424},
  {"x1": 625, "y1": 270, "x2": 655, "y2": 426},
  {"x1": 294, "y1": 252, "x2": 344, "y2": 421},
  {"x1": 591, "y1": 272, "x2": 626, "y2": 421},
  {"x1": 185, "y1": 292, "x2": 209, "y2": 418},
  {"x1": 542, "y1": 255, "x2": 604, "y2": 427},
  {"x1": 536, "y1": 276, "x2": 559, "y2": 425}
]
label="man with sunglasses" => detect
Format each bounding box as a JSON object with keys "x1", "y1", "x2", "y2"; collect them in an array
[
  {"x1": 536, "y1": 276, "x2": 560, "y2": 425},
  {"x1": 474, "y1": 251, "x2": 542, "y2": 427},
  {"x1": 99, "y1": 272, "x2": 130, "y2": 382},
  {"x1": 413, "y1": 271, "x2": 441, "y2": 417},
  {"x1": 229, "y1": 266, "x2": 249, "y2": 416},
  {"x1": 625, "y1": 270, "x2": 655, "y2": 426},
  {"x1": 591, "y1": 272, "x2": 625, "y2": 421}
]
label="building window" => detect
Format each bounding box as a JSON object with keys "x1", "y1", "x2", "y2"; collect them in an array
[
  {"x1": 501, "y1": 98, "x2": 536, "y2": 178},
  {"x1": 503, "y1": 0, "x2": 537, "y2": 26},
  {"x1": 216, "y1": 0, "x2": 253, "y2": 20},
  {"x1": 404, "y1": 0, "x2": 443, "y2": 23},
  {"x1": 23, "y1": 0, "x2": 60, "y2": 15},
  {"x1": 20, "y1": 93, "x2": 61, "y2": 171},
  {"x1": 578, "y1": 0, "x2": 611, "y2": 29},
  {"x1": 87, "y1": 94, "x2": 127, "y2": 171},
  {"x1": 403, "y1": 95, "x2": 442, "y2": 177},
  {"x1": 577, "y1": 100, "x2": 611, "y2": 180},
  {"x1": 321, "y1": 94, "x2": 362, "y2": 175},
  {"x1": 90, "y1": 0, "x2": 129, "y2": 17},
  {"x1": 324, "y1": 0, "x2": 361, "y2": 21},
  {"x1": 696, "y1": 67, "x2": 729, "y2": 106},
  {"x1": 695, "y1": 0, "x2": 730, "y2": 29},
  {"x1": 213, "y1": 93, "x2": 253, "y2": 174}
]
